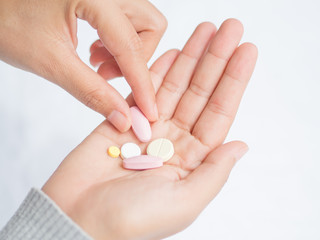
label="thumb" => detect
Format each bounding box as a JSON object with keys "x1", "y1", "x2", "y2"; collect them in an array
[
  {"x1": 52, "y1": 52, "x2": 131, "y2": 132},
  {"x1": 184, "y1": 141, "x2": 249, "y2": 210}
]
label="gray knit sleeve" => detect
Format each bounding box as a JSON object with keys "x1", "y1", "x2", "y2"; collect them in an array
[{"x1": 0, "y1": 188, "x2": 92, "y2": 240}]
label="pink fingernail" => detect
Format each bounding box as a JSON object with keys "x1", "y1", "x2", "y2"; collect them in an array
[
  {"x1": 108, "y1": 110, "x2": 130, "y2": 133},
  {"x1": 96, "y1": 40, "x2": 103, "y2": 47},
  {"x1": 235, "y1": 146, "x2": 249, "y2": 161}
]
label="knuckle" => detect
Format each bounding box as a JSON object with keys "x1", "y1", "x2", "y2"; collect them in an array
[
  {"x1": 82, "y1": 88, "x2": 106, "y2": 113},
  {"x1": 154, "y1": 13, "x2": 168, "y2": 33},
  {"x1": 38, "y1": 47, "x2": 73, "y2": 84},
  {"x1": 143, "y1": 3, "x2": 167, "y2": 33},
  {"x1": 242, "y1": 42, "x2": 259, "y2": 57},
  {"x1": 126, "y1": 34, "x2": 143, "y2": 53},
  {"x1": 224, "y1": 18, "x2": 244, "y2": 35},
  {"x1": 189, "y1": 81, "x2": 212, "y2": 99},
  {"x1": 207, "y1": 98, "x2": 233, "y2": 120}
]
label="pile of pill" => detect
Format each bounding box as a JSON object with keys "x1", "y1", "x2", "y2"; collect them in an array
[{"x1": 107, "y1": 106, "x2": 174, "y2": 170}]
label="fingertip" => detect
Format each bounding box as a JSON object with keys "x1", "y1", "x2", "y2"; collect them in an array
[
  {"x1": 149, "y1": 49, "x2": 180, "y2": 76},
  {"x1": 182, "y1": 21, "x2": 217, "y2": 58},
  {"x1": 235, "y1": 145, "x2": 249, "y2": 162},
  {"x1": 97, "y1": 60, "x2": 122, "y2": 80},
  {"x1": 240, "y1": 42, "x2": 259, "y2": 60},
  {"x1": 197, "y1": 21, "x2": 217, "y2": 34},
  {"x1": 90, "y1": 47, "x2": 115, "y2": 68},
  {"x1": 222, "y1": 18, "x2": 244, "y2": 35},
  {"x1": 107, "y1": 110, "x2": 132, "y2": 133},
  {"x1": 230, "y1": 140, "x2": 248, "y2": 149},
  {"x1": 89, "y1": 54, "x2": 99, "y2": 67},
  {"x1": 225, "y1": 141, "x2": 249, "y2": 162},
  {"x1": 226, "y1": 43, "x2": 258, "y2": 80},
  {"x1": 90, "y1": 39, "x2": 103, "y2": 54}
]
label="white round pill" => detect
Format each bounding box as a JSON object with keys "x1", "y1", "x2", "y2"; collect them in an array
[
  {"x1": 147, "y1": 138, "x2": 174, "y2": 162},
  {"x1": 120, "y1": 142, "x2": 141, "y2": 159}
]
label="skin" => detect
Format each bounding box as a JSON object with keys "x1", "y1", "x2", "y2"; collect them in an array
[
  {"x1": 0, "y1": 0, "x2": 167, "y2": 132},
  {"x1": 42, "y1": 19, "x2": 258, "y2": 240}
]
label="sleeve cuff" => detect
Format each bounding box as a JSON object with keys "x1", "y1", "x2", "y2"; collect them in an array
[{"x1": 0, "y1": 188, "x2": 92, "y2": 240}]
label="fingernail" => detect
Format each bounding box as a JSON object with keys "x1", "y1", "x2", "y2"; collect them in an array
[
  {"x1": 96, "y1": 40, "x2": 103, "y2": 47},
  {"x1": 235, "y1": 146, "x2": 249, "y2": 161},
  {"x1": 153, "y1": 103, "x2": 159, "y2": 120},
  {"x1": 107, "y1": 110, "x2": 130, "y2": 133}
]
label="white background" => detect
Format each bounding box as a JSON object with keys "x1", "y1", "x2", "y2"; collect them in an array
[{"x1": 1, "y1": 0, "x2": 319, "y2": 239}]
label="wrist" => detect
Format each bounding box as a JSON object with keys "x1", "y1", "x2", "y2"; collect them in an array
[{"x1": 0, "y1": 188, "x2": 92, "y2": 240}]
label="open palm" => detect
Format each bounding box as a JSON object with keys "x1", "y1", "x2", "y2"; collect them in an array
[{"x1": 43, "y1": 19, "x2": 257, "y2": 240}]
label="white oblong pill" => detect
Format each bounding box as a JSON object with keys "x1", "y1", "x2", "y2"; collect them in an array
[
  {"x1": 147, "y1": 138, "x2": 174, "y2": 162},
  {"x1": 120, "y1": 142, "x2": 141, "y2": 159}
]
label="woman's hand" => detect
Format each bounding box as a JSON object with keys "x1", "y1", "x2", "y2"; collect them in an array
[
  {"x1": 42, "y1": 19, "x2": 258, "y2": 240},
  {"x1": 0, "y1": 0, "x2": 167, "y2": 132}
]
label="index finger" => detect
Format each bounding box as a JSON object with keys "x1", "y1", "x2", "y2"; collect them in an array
[{"x1": 77, "y1": 0, "x2": 158, "y2": 121}]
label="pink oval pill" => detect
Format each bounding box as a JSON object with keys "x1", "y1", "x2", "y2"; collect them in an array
[
  {"x1": 130, "y1": 106, "x2": 152, "y2": 142},
  {"x1": 123, "y1": 155, "x2": 163, "y2": 170}
]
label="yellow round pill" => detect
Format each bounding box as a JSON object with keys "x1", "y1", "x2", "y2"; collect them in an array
[{"x1": 107, "y1": 146, "x2": 121, "y2": 158}]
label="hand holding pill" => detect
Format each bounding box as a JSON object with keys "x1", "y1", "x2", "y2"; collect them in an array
[
  {"x1": 0, "y1": 0, "x2": 166, "y2": 132},
  {"x1": 43, "y1": 20, "x2": 257, "y2": 240}
]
